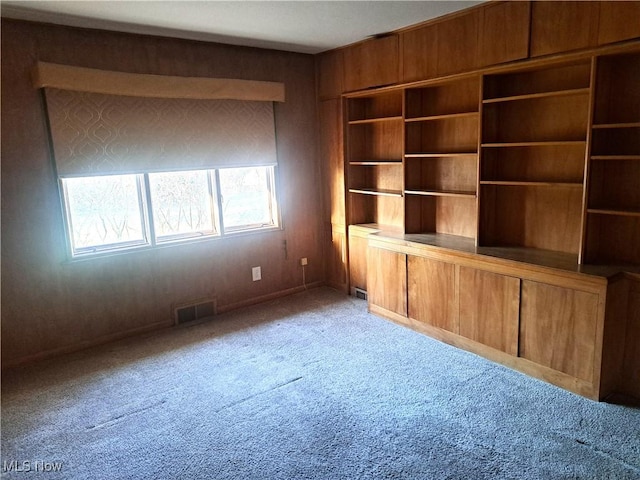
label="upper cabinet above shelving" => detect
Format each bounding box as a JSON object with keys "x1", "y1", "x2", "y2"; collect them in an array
[
  {"x1": 478, "y1": 1, "x2": 530, "y2": 68},
  {"x1": 597, "y1": 1, "x2": 640, "y2": 46},
  {"x1": 343, "y1": 35, "x2": 399, "y2": 92},
  {"x1": 530, "y1": 1, "x2": 600, "y2": 57}
]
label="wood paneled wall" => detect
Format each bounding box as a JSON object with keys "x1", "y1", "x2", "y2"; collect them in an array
[{"x1": 1, "y1": 19, "x2": 322, "y2": 366}]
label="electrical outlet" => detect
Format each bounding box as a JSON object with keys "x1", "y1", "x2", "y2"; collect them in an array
[
  {"x1": 300, "y1": 257, "x2": 308, "y2": 266},
  {"x1": 252, "y1": 266, "x2": 261, "y2": 281}
]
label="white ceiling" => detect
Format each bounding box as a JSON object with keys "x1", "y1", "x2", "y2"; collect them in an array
[{"x1": 1, "y1": 1, "x2": 482, "y2": 54}]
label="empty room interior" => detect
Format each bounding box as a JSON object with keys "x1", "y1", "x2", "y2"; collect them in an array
[{"x1": 2, "y1": 1, "x2": 640, "y2": 478}]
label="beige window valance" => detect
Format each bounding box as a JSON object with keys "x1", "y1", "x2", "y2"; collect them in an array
[
  {"x1": 32, "y1": 62, "x2": 285, "y2": 102},
  {"x1": 34, "y1": 63, "x2": 283, "y2": 176}
]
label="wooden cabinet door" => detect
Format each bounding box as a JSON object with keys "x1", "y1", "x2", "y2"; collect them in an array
[
  {"x1": 520, "y1": 280, "x2": 600, "y2": 381},
  {"x1": 408, "y1": 256, "x2": 458, "y2": 333},
  {"x1": 401, "y1": 23, "x2": 438, "y2": 83},
  {"x1": 598, "y1": 1, "x2": 640, "y2": 45},
  {"x1": 367, "y1": 245, "x2": 407, "y2": 317},
  {"x1": 530, "y1": 1, "x2": 599, "y2": 57},
  {"x1": 459, "y1": 266, "x2": 520, "y2": 355},
  {"x1": 479, "y1": 1, "x2": 530, "y2": 67},
  {"x1": 348, "y1": 231, "x2": 369, "y2": 292},
  {"x1": 317, "y1": 50, "x2": 344, "y2": 100},
  {"x1": 343, "y1": 35, "x2": 399, "y2": 92},
  {"x1": 436, "y1": 10, "x2": 480, "y2": 76}
]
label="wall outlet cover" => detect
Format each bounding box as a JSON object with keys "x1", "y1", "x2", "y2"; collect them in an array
[{"x1": 252, "y1": 266, "x2": 261, "y2": 281}]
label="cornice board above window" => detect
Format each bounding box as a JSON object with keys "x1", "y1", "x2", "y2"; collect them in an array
[
  {"x1": 32, "y1": 62, "x2": 285, "y2": 102},
  {"x1": 34, "y1": 62, "x2": 283, "y2": 176}
]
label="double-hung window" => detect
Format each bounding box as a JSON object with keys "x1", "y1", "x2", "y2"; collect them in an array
[{"x1": 36, "y1": 62, "x2": 285, "y2": 259}]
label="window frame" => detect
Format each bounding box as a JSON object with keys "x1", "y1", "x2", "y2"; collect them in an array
[
  {"x1": 217, "y1": 166, "x2": 281, "y2": 234},
  {"x1": 59, "y1": 166, "x2": 281, "y2": 260}
]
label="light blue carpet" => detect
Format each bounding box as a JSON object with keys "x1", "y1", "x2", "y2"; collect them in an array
[{"x1": 2, "y1": 287, "x2": 639, "y2": 479}]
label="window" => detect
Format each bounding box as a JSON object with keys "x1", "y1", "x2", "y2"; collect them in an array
[
  {"x1": 219, "y1": 167, "x2": 278, "y2": 231},
  {"x1": 62, "y1": 174, "x2": 149, "y2": 255},
  {"x1": 61, "y1": 166, "x2": 279, "y2": 258},
  {"x1": 149, "y1": 170, "x2": 218, "y2": 242}
]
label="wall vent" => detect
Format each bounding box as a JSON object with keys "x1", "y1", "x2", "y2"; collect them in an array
[
  {"x1": 353, "y1": 288, "x2": 368, "y2": 300},
  {"x1": 174, "y1": 299, "x2": 217, "y2": 325}
]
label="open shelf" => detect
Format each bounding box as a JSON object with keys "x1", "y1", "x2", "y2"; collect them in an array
[
  {"x1": 481, "y1": 181, "x2": 582, "y2": 188},
  {"x1": 349, "y1": 188, "x2": 403, "y2": 197},
  {"x1": 405, "y1": 115, "x2": 478, "y2": 155},
  {"x1": 483, "y1": 60, "x2": 591, "y2": 101},
  {"x1": 405, "y1": 189, "x2": 477, "y2": 198},
  {"x1": 583, "y1": 213, "x2": 640, "y2": 265},
  {"x1": 349, "y1": 191, "x2": 404, "y2": 231},
  {"x1": 591, "y1": 155, "x2": 640, "y2": 161},
  {"x1": 482, "y1": 87, "x2": 590, "y2": 104},
  {"x1": 479, "y1": 184, "x2": 583, "y2": 255},
  {"x1": 347, "y1": 90, "x2": 403, "y2": 122},
  {"x1": 481, "y1": 143, "x2": 585, "y2": 184},
  {"x1": 349, "y1": 160, "x2": 403, "y2": 165},
  {"x1": 592, "y1": 122, "x2": 640, "y2": 129},
  {"x1": 405, "y1": 112, "x2": 479, "y2": 123},
  {"x1": 482, "y1": 94, "x2": 589, "y2": 144},
  {"x1": 405, "y1": 152, "x2": 477, "y2": 158},
  {"x1": 405, "y1": 76, "x2": 479, "y2": 119},
  {"x1": 587, "y1": 209, "x2": 640, "y2": 218},
  {"x1": 584, "y1": 51, "x2": 640, "y2": 266},
  {"x1": 348, "y1": 121, "x2": 403, "y2": 163},
  {"x1": 348, "y1": 116, "x2": 403, "y2": 125},
  {"x1": 405, "y1": 194, "x2": 477, "y2": 238},
  {"x1": 482, "y1": 141, "x2": 586, "y2": 148}
]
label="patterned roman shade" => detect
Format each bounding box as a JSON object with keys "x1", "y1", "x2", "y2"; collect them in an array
[{"x1": 35, "y1": 63, "x2": 284, "y2": 176}]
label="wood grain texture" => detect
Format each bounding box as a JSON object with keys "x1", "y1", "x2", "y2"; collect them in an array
[
  {"x1": 33, "y1": 61, "x2": 285, "y2": 101},
  {"x1": 348, "y1": 231, "x2": 369, "y2": 292},
  {"x1": 407, "y1": 256, "x2": 458, "y2": 332},
  {"x1": 480, "y1": 184, "x2": 584, "y2": 254},
  {"x1": 401, "y1": 23, "x2": 438, "y2": 83},
  {"x1": 599, "y1": 277, "x2": 629, "y2": 398},
  {"x1": 436, "y1": 9, "x2": 480, "y2": 76},
  {"x1": 520, "y1": 280, "x2": 600, "y2": 381},
  {"x1": 349, "y1": 121, "x2": 404, "y2": 162},
  {"x1": 325, "y1": 223, "x2": 348, "y2": 292},
  {"x1": 319, "y1": 99, "x2": 345, "y2": 225},
  {"x1": 1, "y1": 19, "x2": 321, "y2": 366},
  {"x1": 482, "y1": 94, "x2": 590, "y2": 144},
  {"x1": 405, "y1": 195, "x2": 477, "y2": 238},
  {"x1": 530, "y1": 1, "x2": 600, "y2": 57},
  {"x1": 459, "y1": 266, "x2": 520, "y2": 355},
  {"x1": 405, "y1": 116, "x2": 479, "y2": 154},
  {"x1": 479, "y1": 1, "x2": 530, "y2": 67},
  {"x1": 584, "y1": 214, "x2": 640, "y2": 266},
  {"x1": 406, "y1": 76, "x2": 479, "y2": 118},
  {"x1": 405, "y1": 155, "x2": 477, "y2": 193},
  {"x1": 316, "y1": 49, "x2": 344, "y2": 99},
  {"x1": 597, "y1": 1, "x2": 640, "y2": 46},
  {"x1": 367, "y1": 246, "x2": 407, "y2": 316},
  {"x1": 621, "y1": 276, "x2": 640, "y2": 398},
  {"x1": 343, "y1": 35, "x2": 399, "y2": 92},
  {"x1": 481, "y1": 144, "x2": 585, "y2": 184}
]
